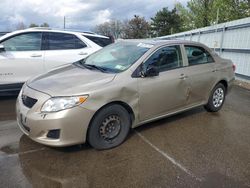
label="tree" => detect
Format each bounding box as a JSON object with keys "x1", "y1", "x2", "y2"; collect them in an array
[
  {"x1": 176, "y1": 3, "x2": 195, "y2": 31},
  {"x1": 16, "y1": 22, "x2": 26, "y2": 30},
  {"x1": 180, "y1": 0, "x2": 250, "y2": 29},
  {"x1": 187, "y1": 0, "x2": 214, "y2": 28},
  {"x1": 40, "y1": 22, "x2": 49, "y2": 27},
  {"x1": 29, "y1": 23, "x2": 39, "y2": 28},
  {"x1": 151, "y1": 7, "x2": 182, "y2": 37},
  {"x1": 123, "y1": 15, "x2": 150, "y2": 39},
  {"x1": 211, "y1": 0, "x2": 250, "y2": 23},
  {"x1": 95, "y1": 19, "x2": 123, "y2": 39}
]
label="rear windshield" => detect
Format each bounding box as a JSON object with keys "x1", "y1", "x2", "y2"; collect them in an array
[{"x1": 83, "y1": 35, "x2": 112, "y2": 47}]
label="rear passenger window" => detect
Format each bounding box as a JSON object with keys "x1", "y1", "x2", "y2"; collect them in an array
[
  {"x1": 144, "y1": 45, "x2": 183, "y2": 72},
  {"x1": 47, "y1": 33, "x2": 87, "y2": 50},
  {"x1": 83, "y1": 35, "x2": 112, "y2": 47},
  {"x1": 185, "y1": 46, "x2": 214, "y2": 65}
]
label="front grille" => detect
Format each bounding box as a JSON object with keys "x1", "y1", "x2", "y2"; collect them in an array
[{"x1": 22, "y1": 95, "x2": 38, "y2": 108}]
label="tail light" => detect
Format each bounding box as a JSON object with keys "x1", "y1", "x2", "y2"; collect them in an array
[{"x1": 232, "y1": 64, "x2": 236, "y2": 72}]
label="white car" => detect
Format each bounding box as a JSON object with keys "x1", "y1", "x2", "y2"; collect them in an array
[{"x1": 0, "y1": 28, "x2": 113, "y2": 95}]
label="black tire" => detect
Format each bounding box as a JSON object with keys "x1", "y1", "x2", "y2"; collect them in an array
[
  {"x1": 204, "y1": 83, "x2": 226, "y2": 112},
  {"x1": 87, "y1": 104, "x2": 131, "y2": 150}
]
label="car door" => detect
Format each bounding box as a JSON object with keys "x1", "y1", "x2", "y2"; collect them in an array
[
  {"x1": 138, "y1": 45, "x2": 190, "y2": 122},
  {"x1": 0, "y1": 32, "x2": 44, "y2": 85},
  {"x1": 43, "y1": 32, "x2": 93, "y2": 70},
  {"x1": 183, "y1": 45, "x2": 218, "y2": 105}
]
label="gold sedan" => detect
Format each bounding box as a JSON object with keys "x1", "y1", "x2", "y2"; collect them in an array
[{"x1": 16, "y1": 40, "x2": 235, "y2": 149}]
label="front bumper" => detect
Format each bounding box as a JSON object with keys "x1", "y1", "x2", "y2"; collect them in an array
[{"x1": 16, "y1": 85, "x2": 95, "y2": 147}]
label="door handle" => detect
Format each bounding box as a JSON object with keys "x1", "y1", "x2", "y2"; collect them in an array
[
  {"x1": 179, "y1": 74, "x2": 188, "y2": 80},
  {"x1": 78, "y1": 52, "x2": 88, "y2": 56},
  {"x1": 30, "y1": 54, "x2": 42, "y2": 57}
]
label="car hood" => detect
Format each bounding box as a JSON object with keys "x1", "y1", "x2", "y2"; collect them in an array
[{"x1": 27, "y1": 64, "x2": 116, "y2": 96}]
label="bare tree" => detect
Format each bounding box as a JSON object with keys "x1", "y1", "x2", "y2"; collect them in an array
[
  {"x1": 122, "y1": 15, "x2": 150, "y2": 39},
  {"x1": 95, "y1": 19, "x2": 123, "y2": 39},
  {"x1": 95, "y1": 22, "x2": 111, "y2": 36},
  {"x1": 15, "y1": 22, "x2": 26, "y2": 30}
]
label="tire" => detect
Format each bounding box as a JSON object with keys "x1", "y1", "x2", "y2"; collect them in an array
[
  {"x1": 204, "y1": 83, "x2": 226, "y2": 112},
  {"x1": 87, "y1": 104, "x2": 131, "y2": 150}
]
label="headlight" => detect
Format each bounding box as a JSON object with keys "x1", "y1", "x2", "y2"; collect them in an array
[{"x1": 41, "y1": 95, "x2": 88, "y2": 113}]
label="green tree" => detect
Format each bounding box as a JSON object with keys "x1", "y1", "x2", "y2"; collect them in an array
[
  {"x1": 123, "y1": 15, "x2": 150, "y2": 39},
  {"x1": 151, "y1": 7, "x2": 182, "y2": 37},
  {"x1": 187, "y1": 0, "x2": 214, "y2": 28},
  {"x1": 180, "y1": 0, "x2": 250, "y2": 30},
  {"x1": 29, "y1": 23, "x2": 39, "y2": 28},
  {"x1": 176, "y1": 3, "x2": 195, "y2": 31},
  {"x1": 40, "y1": 22, "x2": 49, "y2": 27},
  {"x1": 211, "y1": 0, "x2": 250, "y2": 23}
]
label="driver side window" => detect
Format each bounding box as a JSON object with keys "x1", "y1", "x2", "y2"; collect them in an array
[
  {"x1": 143, "y1": 45, "x2": 183, "y2": 72},
  {"x1": 1, "y1": 32, "x2": 42, "y2": 51}
]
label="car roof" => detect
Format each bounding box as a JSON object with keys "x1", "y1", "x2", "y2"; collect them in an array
[
  {"x1": 118, "y1": 38, "x2": 205, "y2": 47},
  {"x1": 1, "y1": 28, "x2": 109, "y2": 39}
]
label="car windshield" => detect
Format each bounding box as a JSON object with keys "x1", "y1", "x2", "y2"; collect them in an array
[{"x1": 80, "y1": 41, "x2": 152, "y2": 73}]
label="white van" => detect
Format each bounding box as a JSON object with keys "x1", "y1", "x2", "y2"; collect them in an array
[{"x1": 0, "y1": 28, "x2": 113, "y2": 95}]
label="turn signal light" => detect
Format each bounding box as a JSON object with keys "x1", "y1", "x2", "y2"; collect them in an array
[{"x1": 79, "y1": 96, "x2": 87, "y2": 103}]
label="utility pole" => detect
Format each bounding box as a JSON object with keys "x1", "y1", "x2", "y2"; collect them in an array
[
  {"x1": 63, "y1": 16, "x2": 66, "y2": 29},
  {"x1": 214, "y1": 8, "x2": 219, "y2": 51}
]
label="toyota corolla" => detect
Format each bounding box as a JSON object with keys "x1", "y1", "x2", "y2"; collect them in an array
[{"x1": 16, "y1": 40, "x2": 235, "y2": 149}]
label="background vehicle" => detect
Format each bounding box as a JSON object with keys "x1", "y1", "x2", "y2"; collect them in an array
[
  {"x1": 16, "y1": 40, "x2": 235, "y2": 150},
  {"x1": 0, "y1": 28, "x2": 113, "y2": 95}
]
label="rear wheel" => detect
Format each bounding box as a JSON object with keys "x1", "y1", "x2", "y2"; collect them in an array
[
  {"x1": 204, "y1": 83, "x2": 226, "y2": 112},
  {"x1": 87, "y1": 104, "x2": 131, "y2": 150}
]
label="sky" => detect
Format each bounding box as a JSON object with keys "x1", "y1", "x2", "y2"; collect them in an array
[{"x1": 0, "y1": 0, "x2": 188, "y2": 32}]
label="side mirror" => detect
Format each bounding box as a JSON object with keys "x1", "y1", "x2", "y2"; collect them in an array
[
  {"x1": 0, "y1": 44, "x2": 5, "y2": 52},
  {"x1": 144, "y1": 65, "x2": 159, "y2": 77}
]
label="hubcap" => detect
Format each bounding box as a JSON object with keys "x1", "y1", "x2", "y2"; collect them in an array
[
  {"x1": 212, "y1": 88, "x2": 224, "y2": 108},
  {"x1": 99, "y1": 115, "x2": 121, "y2": 141}
]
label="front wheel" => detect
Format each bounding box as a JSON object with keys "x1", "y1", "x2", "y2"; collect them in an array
[
  {"x1": 87, "y1": 104, "x2": 131, "y2": 150},
  {"x1": 204, "y1": 83, "x2": 226, "y2": 112}
]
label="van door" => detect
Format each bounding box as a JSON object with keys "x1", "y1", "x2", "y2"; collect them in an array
[
  {"x1": 43, "y1": 32, "x2": 93, "y2": 70},
  {"x1": 0, "y1": 32, "x2": 44, "y2": 87}
]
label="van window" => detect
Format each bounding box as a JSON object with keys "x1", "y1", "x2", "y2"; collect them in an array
[
  {"x1": 83, "y1": 35, "x2": 112, "y2": 47},
  {"x1": 1, "y1": 32, "x2": 42, "y2": 51},
  {"x1": 47, "y1": 33, "x2": 87, "y2": 50}
]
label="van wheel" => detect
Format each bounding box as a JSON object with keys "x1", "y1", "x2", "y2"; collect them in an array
[
  {"x1": 204, "y1": 83, "x2": 226, "y2": 112},
  {"x1": 87, "y1": 104, "x2": 131, "y2": 150}
]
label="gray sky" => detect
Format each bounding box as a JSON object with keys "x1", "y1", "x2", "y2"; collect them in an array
[{"x1": 0, "y1": 0, "x2": 188, "y2": 31}]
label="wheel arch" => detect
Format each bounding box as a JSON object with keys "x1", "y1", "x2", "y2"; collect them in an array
[
  {"x1": 206, "y1": 79, "x2": 228, "y2": 103},
  {"x1": 86, "y1": 101, "x2": 135, "y2": 141},
  {"x1": 217, "y1": 80, "x2": 228, "y2": 93}
]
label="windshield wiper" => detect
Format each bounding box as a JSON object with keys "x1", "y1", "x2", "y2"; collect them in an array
[{"x1": 83, "y1": 64, "x2": 108, "y2": 72}]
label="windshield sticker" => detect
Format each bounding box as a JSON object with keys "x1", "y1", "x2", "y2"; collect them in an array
[
  {"x1": 137, "y1": 43, "x2": 154, "y2": 49},
  {"x1": 115, "y1": 65, "x2": 127, "y2": 70}
]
